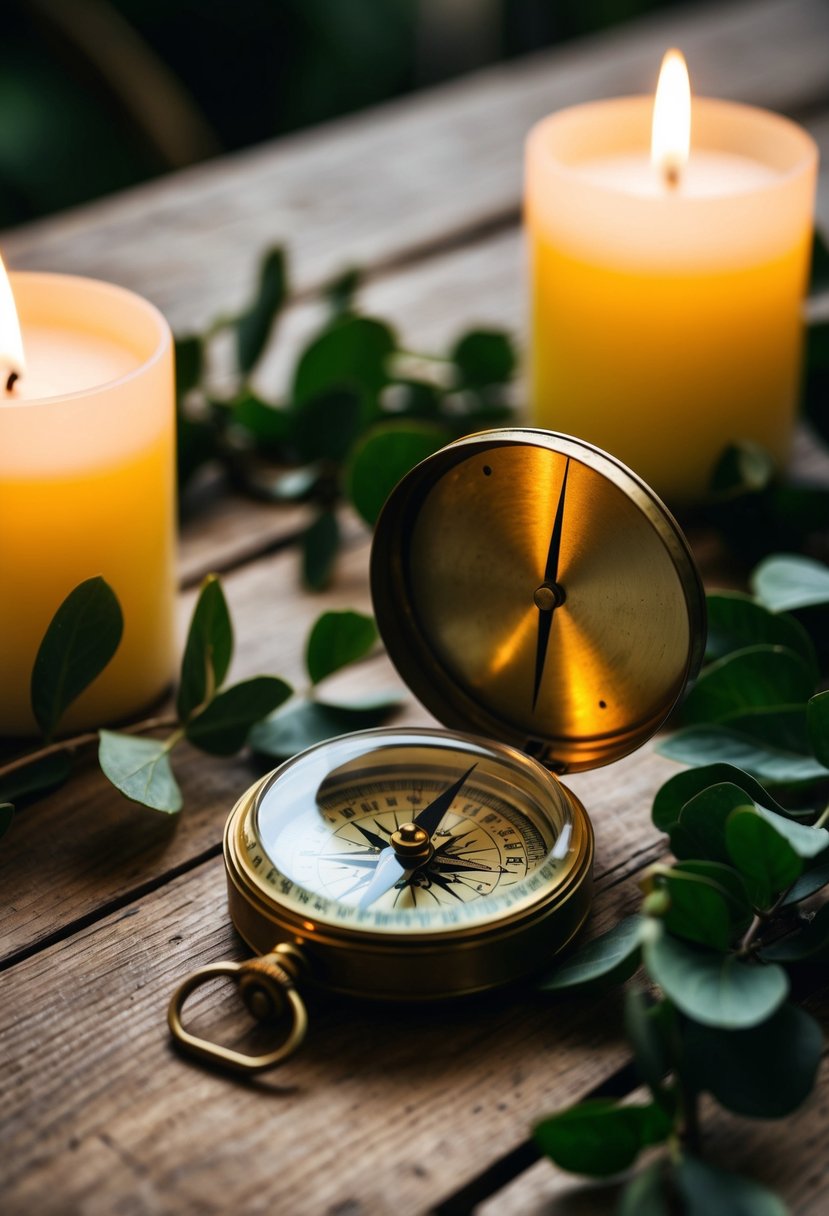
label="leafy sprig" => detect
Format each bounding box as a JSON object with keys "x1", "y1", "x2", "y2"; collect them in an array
[
  {"x1": 175, "y1": 249, "x2": 517, "y2": 588},
  {"x1": 0, "y1": 575, "x2": 395, "y2": 835},
  {"x1": 533, "y1": 552, "x2": 829, "y2": 1213}
]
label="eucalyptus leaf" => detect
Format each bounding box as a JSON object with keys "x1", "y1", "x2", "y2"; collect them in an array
[
  {"x1": 807, "y1": 690, "x2": 829, "y2": 767},
  {"x1": 177, "y1": 575, "x2": 233, "y2": 721},
  {"x1": 645, "y1": 867, "x2": 734, "y2": 949},
  {"x1": 644, "y1": 932, "x2": 788, "y2": 1028},
  {"x1": 617, "y1": 1162, "x2": 670, "y2": 1216},
  {"x1": 292, "y1": 315, "x2": 395, "y2": 413},
  {"x1": 683, "y1": 1001, "x2": 822, "y2": 1117},
  {"x1": 450, "y1": 329, "x2": 516, "y2": 389},
  {"x1": 720, "y1": 705, "x2": 811, "y2": 756},
  {"x1": 30, "y1": 576, "x2": 123, "y2": 742},
  {"x1": 185, "y1": 677, "x2": 293, "y2": 755},
  {"x1": 292, "y1": 388, "x2": 363, "y2": 464},
  {"x1": 305, "y1": 610, "x2": 378, "y2": 685},
  {"x1": 249, "y1": 696, "x2": 401, "y2": 761},
  {"x1": 725, "y1": 808, "x2": 802, "y2": 908},
  {"x1": 0, "y1": 752, "x2": 72, "y2": 805},
  {"x1": 533, "y1": 1100, "x2": 671, "y2": 1178},
  {"x1": 670, "y1": 783, "x2": 755, "y2": 864},
  {"x1": 782, "y1": 854, "x2": 829, "y2": 906},
  {"x1": 98, "y1": 731, "x2": 182, "y2": 813},
  {"x1": 231, "y1": 392, "x2": 290, "y2": 449},
  {"x1": 704, "y1": 592, "x2": 816, "y2": 671},
  {"x1": 537, "y1": 915, "x2": 643, "y2": 993},
  {"x1": 751, "y1": 554, "x2": 829, "y2": 613},
  {"x1": 175, "y1": 335, "x2": 203, "y2": 395},
  {"x1": 236, "y1": 247, "x2": 286, "y2": 373},
  {"x1": 673, "y1": 1156, "x2": 787, "y2": 1216},
  {"x1": 0, "y1": 803, "x2": 14, "y2": 840},
  {"x1": 345, "y1": 421, "x2": 448, "y2": 526},
  {"x1": 671, "y1": 861, "x2": 752, "y2": 922},
  {"x1": 657, "y1": 725, "x2": 829, "y2": 787},
  {"x1": 303, "y1": 512, "x2": 340, "y2": 591},
  {"x1": 749, "y1": 802, "x2": 829, "y2": 859},
  {"x1": 759, "y1": 902, "x2": 829, "y2": 961},
  {"x1": 680, "y1": 645, "x2": 814, "y2": 726},
  {"x1": 652, "y1": 763, "x2": 791, "y2": 832}
]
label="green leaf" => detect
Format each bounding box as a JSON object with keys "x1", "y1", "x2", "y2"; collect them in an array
[
  {"x1": 231, "y1": 392, "x2": 290, "y2": 449},
  {"x1": 303, "y1": 512, "x2": 340, "y2": 591},
  {"x1": 751, "y1": 554, "x2": 829, "y2": 613},
  {"x1": 749, "y1": 802, "x2": 829, "y2": 859},
  {"x1": 704, "y1": 592, "x2": 816, "y2": 671},
  {"x1": 249, "y1": 696, "x2": 401, "y2": 761},
  {"x1": 305, "y1": 610, "x2": 377, "y2": 685},
  {"x1": 783, "y1": 855, "x2": 829, "y2": 906},
  {"x1": 683, "y1": 1001, "x2": 822, "y2": 1117},
  {"x1": 674, "y1": 1156, "x2": 787, "y2": 1216},
  {"x1": 644, "y1": 931, "x2": 788, "y2": 1029},
  {"x1": 292, "y1": 315, "x2": 395, "y2": 413},
  {"x1": 623, "y1": 991, "x2": 672, "y2": 1106},
  {"x1": 759, "y1": 902, "x2": 829, "y2": 961},
  {"x1": 725, "y1": 808, "x2": 802, "y2": 908},
  {"x1": 345, "y1": 420, "x2": 448, "y2": 526},
  {"x1": 720, "y1": 705, "x2": 811, "y2": 756},
  {"x1": 98, "y1": 731, "x2": 182, "y2": 813},
  {"x1": 652, "y1": 763, "x2": 791, "y2": 832},
  {"x1": 236, "y1": 247, "x2": 287, "y2": 373},
  {"x1": 670, "y1": 783, "x2": 755, "y2": 864},
  {"x1": 0, "y1": 752, "x2": 72, "y2": 805},
  {"x1": 0, "y1": 803, "x2": 14, "y2": 840},
  {"x1": 680, "y1": 645, "x2": 815, "y2": 726},
  {"x1": 174, "y1": 335, "x2": 203, "y2": 395},
  {"x1": 807, "y1": 690, "x2": 829, "y2": 767},
  {"x1": 30, "y1": 577, "x2": 123, "y2": 741},
  {"x1": 645, "y1": 866, "x2": 734, "y2": 949},
  {"x1": 809, "y1": 227, "x2": 829, "y2": 295},
  {"x1": 451, "y1": 329, "x2": 516, "y2": 388},
  {"x1": 177, "y1": 575, "x2": 233, "y2": 721},
  {"x1": 291, "y1": 388, "x2": 363, "y2": 463},
  {"x1": 657, "y1": 725, "x2": 829, "y2": 787},
  {"x1": 709, "y1": 441, "x2": 774, "y2": 497},
  {"x1": 671, "y1": 861, "x2": 752, "y2": 923},
  {"x1": 537, "y1": 916, "x2": 643, "y2": 993},
  {"x1": 533, "y1": 1100, "x2": 671, "y2": 1178},
  {"x1": 185, "y1": 677, "x2": 293, "y2": 756},
  {"x1": 617, "y1": 1162, "x2": 670, "y2": 1216}
]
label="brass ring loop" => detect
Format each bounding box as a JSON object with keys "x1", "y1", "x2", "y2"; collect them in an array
[{"x1": 168, "y1": 960, "x2": 308, "y2": 1073}]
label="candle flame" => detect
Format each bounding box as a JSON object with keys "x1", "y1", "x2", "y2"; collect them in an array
[
  {"x1": 651, "y1": 49, "x2": 691, "y2": 188},
  {"x1": 0, "y1": 252, "x2": 25, "y2": 391}
]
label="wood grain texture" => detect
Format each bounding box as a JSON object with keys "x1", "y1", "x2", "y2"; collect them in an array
[{"x1": 2, "y1": 0, "x2": 828, "y2": 333}]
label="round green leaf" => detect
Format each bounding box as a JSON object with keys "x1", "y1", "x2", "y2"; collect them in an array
[
  {"x1": 292, "y1": 315, "x2": 395, "y2": 410},
  {"x1": 652, "y1": 763, "x2": 790, "y2": 832},
  {"x1": 231, "y1": 392, "x2": 290, "y2": 450},
  {"x1": 98, "y1": 731, "x2": 182, "y2": 814},
  {"x1": 537, "y1": 915, "x2": 643, "y2": 993},
  {"x1": 704, "y1": 592, "x2": 816, "y2": 670},
  {"x1": 177, "y1": 575, "x2": 233, "y2": 722},
  {"x1": 681, "y1": 645, "x2": 815, "y2": 727},
  {"x1": 305, "y1": 610, "x2": 377, "y2": 685},
  {"x1": 670, "y1": 783, "x2": 755, "y2": 865},
  {"x1": 185, "y1": 677, "x2": 293, "y2": 756},
  {"x1": 674, "y1": 1156, "x2": 787, "y2": 1216},
  {"x1": 31, "y1": 576, "x2": 123, "y2": 741},
  {"x1": 644, "y1": 932, "x2": 788, "y2": 1029},
  {"x1": 450, "y1": 329, "x2": 516, "y2": 388},
  {"x1": 725, "y1": 808, "x2": 802, "y2": 908},
  {"x1": 647, "y1": 868, "x2": 734, "y2": 950},
  {"x1": 345, "y1": 421, "x2": 448, "y2": 526},
  {"x1": 684, "y1": 1001, "x2": 823, "y2": 1117},
  {"x1": 751, "y1": 554, "x2": 829, "y2": 613},
  {"x1": 533, "y1": 1100, "x2": 670, "y2": 1178},
  {"x1": 657, "y1": 725, "x2": 829, "y2": 787}
]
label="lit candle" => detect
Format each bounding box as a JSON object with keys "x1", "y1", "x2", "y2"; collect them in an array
[
  {"x1": 526, "y1": 51, "x2": 818, "y2": 505},
  {"x1": 0, "y1": 264, "x2": 176, "y2": 735}
]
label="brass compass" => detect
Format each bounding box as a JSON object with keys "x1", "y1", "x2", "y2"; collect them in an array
[{"x1": 169, "y1": 429, "x2": 705, "y2": 1072}]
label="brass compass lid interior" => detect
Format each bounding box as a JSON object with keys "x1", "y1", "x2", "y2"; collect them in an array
[{"x1": 370, "y1": 429, "x2": 706, "y2": 773}]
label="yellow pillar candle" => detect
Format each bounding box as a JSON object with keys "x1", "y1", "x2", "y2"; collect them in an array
[
  {"x1": 526, "y1": 51, "x2": 818, "y2": 505},
  {"x1": 0, "y1": 269, "x2": 176, "y2": 735}
]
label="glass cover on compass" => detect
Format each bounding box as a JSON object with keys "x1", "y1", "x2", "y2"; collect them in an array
[{"x1": 249, "y1": 728, "x2": 579, "y2": 935}]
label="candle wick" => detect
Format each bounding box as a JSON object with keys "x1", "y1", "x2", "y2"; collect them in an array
[
  {"x1": 662, "y1": 160, "x2": 681, "y2": 190},
  {"x1": 5, "y1": 370, "x2": 19, "y2": 394}
]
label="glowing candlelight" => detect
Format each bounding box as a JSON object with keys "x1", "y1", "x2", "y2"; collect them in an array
[{"x1": 651, "y1": 49, "x2": 691, "y2": 188}]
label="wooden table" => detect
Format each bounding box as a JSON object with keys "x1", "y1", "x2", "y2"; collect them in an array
[{"x1": 3, "y1": 2, "x2": 829, "y2": 1211}]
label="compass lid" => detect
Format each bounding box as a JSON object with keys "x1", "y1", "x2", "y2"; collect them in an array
[{"x1": 370, "y1": 429, "x2": 706, "y2": 774}]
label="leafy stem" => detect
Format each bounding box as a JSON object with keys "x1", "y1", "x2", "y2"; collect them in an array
[{"x1": 0, "y1": 714, "x2": 178, "y2": 782}]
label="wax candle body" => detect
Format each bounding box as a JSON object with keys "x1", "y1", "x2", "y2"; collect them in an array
[
  {"x1": 0, "y1": 274, "x2": 176, "y2": 735},
  {"x1": 526, "y1": 99, "x2": 817, "y2": 504}
]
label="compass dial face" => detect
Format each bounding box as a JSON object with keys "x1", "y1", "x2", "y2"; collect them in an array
[{"x1": 244, "y1": 729, "x2": 580, "y2": 936}]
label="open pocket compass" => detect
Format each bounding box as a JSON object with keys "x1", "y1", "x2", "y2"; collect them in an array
[{"x1": 169, "y1": 428, "x2": 705, "y2": 1072}]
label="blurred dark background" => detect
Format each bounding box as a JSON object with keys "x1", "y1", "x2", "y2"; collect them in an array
[{"x1": 1, "y1": 0, "x2": 676, "y2": 228}]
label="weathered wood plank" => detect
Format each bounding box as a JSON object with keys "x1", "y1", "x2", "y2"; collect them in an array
[
  {"x1": 2, "y1": 0, "x2": 827, "y2": 334},
  {"x1": 0, "y1": 771, "x2": 671, "y2": 1216}
]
